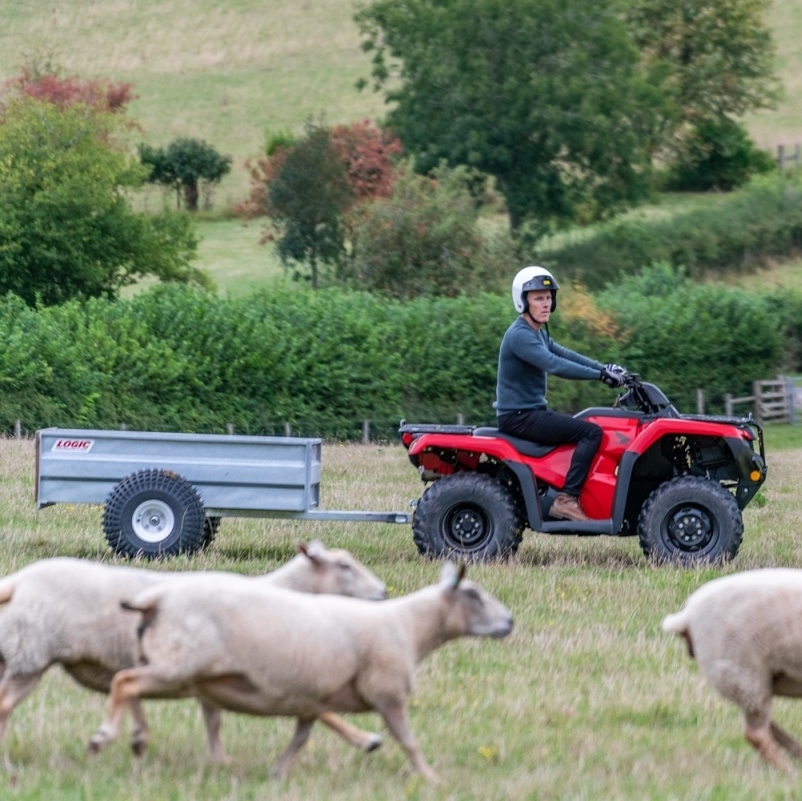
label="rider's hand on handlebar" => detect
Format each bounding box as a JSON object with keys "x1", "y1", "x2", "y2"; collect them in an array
[{"x1": 600, "y1": 364, "x2": 628, "y2": 388}]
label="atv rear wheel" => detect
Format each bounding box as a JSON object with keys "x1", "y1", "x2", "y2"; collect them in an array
[
  {"x1": 412, "y1": 473, "x2": 524, "y2": 560},
  {"x1": 638, "y1": 476, "x2": 743, "y2": 565}
]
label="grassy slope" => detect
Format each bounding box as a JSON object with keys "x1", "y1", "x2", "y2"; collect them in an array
[
  {"x1": 3, "y1": 0, "x2": 801, "y2": 286},
  {"x1": 0, "y1": 0, "x2": 388, "y2": 204}
]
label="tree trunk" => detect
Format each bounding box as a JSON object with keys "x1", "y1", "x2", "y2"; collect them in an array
[{"x1": 183, "y1": 180, "x2": 200, "y2": 212}]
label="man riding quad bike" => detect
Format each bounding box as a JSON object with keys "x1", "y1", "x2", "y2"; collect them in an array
[{"x1": 399, "y1": 268, "x2": 767, "y2": 565}]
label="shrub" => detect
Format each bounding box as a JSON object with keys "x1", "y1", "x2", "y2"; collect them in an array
[
  {"x1": 663, "y1": 118, "x2": 776, "y2": 192},
  {"x1": 343, "y1": 162, "x2": 516, "y2": 298}
]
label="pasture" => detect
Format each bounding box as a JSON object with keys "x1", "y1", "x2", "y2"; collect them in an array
[
  {"x1": 1, "y1": 428, "x2": 802, "y2": 799},
  {"x1": 1, "y1": 0, "x2": 800, "y2": 208}
]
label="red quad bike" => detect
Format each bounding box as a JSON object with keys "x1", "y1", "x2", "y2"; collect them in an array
[{"x1": 399, "y1": 374, "x2": 767, "y2": 564}]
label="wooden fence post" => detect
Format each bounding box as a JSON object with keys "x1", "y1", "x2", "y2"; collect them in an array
[
  {"x1": 284, "y1": 422, "x2": 291, "y2": 437},
  {"x1": 696, "y1": 388, "x2": 704, "y2": 415},
  {"x1": 457, "y1": 413, "x2": 465, "y2": 425},
  {"x1": 362, "y1": 420, "x2": 370, "y2": 445},
  {"x1": 13, "y1": 420, "x2": 21, "y2": 439},
  {"x1": 778, "y1": 144, "x2": 786, "y2": 169}
]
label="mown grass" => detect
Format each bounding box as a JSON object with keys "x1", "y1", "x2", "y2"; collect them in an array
[{"x1": 2, "y1": 436, "x2": 802, "y2": 799}]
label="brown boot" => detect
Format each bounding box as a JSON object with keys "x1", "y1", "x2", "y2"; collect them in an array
[{"x1": 550, "y1": 493, "x2": 591, "y2": 522}]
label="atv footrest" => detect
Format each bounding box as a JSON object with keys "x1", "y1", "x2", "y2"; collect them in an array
[{"x1": 398, "y1": 421, "x2": 476, "y2": 435}]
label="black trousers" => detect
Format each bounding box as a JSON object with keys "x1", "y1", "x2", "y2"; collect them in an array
[{"x1": 497, "y1": 409, "x2": 603, "y2": 496}]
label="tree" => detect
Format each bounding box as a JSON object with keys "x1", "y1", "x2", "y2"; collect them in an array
[
  {"x1": 238, "y1": 121, "x2": 401, "y2": 288},
  {"x1": 626, "y1": 0, "x2": 780, "y2": 131},
  {"x1": 139, "y1": 138, "x2": 232, "y2": 212},
  {"x1": 329, "y1": 119, "x2": 403, "y2": 202},
  {"x1": 355, "y1": 0, "x2": 664, "y2": 234},
  {"x1": 264, "y1": 124, "x2": 354, "y2": 289},
  {"x1": 0, "y1": 95, "x2": 207, "y2": 306}
]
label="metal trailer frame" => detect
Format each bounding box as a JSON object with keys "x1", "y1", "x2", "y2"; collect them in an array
[{"x1": 35, "y1": 428, "x2": 411, "y2": 557}]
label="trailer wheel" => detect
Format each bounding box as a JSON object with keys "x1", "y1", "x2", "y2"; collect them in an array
[
  {"x1": 638, "y1": 476, "x2": 743, "y2": 565},
  {"x1": 103, "y1": 469, "x2": 206, "y2": 559},
  {"x1": 412, "y1": 472, "x2": 524, "y2": 561},
  {"x1": 201, "y1": 516, "x2": 222, "y2": 549}
]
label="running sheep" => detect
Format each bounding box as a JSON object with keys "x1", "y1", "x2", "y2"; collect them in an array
[
  {"x1": 88, "y1": 562, "x2": 514, "y2": 783},
  {"x1": 662, "y1": 568, "x2": 802, "y2": 770},
  {"x1": 0, "y1": 542, "x2": 386, "y2": 758}
]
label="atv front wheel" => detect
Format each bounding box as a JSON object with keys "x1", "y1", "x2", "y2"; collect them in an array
[
  {"x1": 412, "y1": 473, "x2": 524, "y2": 560},
  {"x1": 638, "y1": 476, "x2": 743, "y2": 565}
]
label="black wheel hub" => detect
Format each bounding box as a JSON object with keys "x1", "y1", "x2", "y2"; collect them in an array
[
  {"x1": 443, "y1": 503, "x2": 490, "y2": 550},
  {"x1": 665, "y1": 505, "x2": 714, "y2": 551}
]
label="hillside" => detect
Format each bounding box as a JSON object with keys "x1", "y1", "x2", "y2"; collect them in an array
[
  {"x1": 0, "y1": 0, "x2": 387, "y2": 203},
  {"x1": 2, "y1": 0, "x2": 800, "y2": 208}
]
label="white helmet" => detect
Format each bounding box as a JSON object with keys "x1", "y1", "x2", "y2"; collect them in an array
[{"x1": 512, "y1": 266, "x2": 559, "y2": 314}]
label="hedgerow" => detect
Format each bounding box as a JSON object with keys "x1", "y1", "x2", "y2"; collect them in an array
[
  {"x1": 540, "y1": 172, "x2": 802, "y2": 290},
  {"x1": 0, "y1": 277, "x2": 789, "y2": 439}
]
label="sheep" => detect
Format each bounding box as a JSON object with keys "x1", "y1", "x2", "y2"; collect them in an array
[
  {"x1": 88, "y1": 562, "x2": 514, "y2": 783},
  {"x1": 662, "y1": 568, "x2": 802, "y2": 770},
  {"x1": 0, "y1": 541, "x2": 386, "y2": 759}
]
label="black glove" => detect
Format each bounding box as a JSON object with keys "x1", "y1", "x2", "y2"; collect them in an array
[{"x1": 600, "y1": 364, "x2": 627, "y2": 388}]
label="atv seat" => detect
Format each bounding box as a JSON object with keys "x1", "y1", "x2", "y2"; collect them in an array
[{"x1": 473, "y1": 427, "x2": 557, "y2": 458}]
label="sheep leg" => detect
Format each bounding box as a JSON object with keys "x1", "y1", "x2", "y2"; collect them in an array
[
  {"x1": 0, "y1": 672, "x2": 43, "y2": 742},
  {"x1": 377, "y1": 701, "x2": 440, "y2": 783},
  {"x1": 88, "y1": 670, "x2": 136, "y2": 753},
  {"x1": 770, "y1": 721, "x2": 802, "y2": 760},
  {"x1": 744, "y1": 709, "x2": 793, "y2": 770},
  {"x1": 89, "y1": 667, "x2": 170, "y2": 755},
  {"x1": 318, "y1": 712, "x2": 382, "y2": 752},
  {"x1": 129, "y1": 698, "x2": 150, "y2": 757},
  {"x1": 199, "y1": 700, "x2": 232, "y2": 765},
  {"x1": 269, "y1": 717, "x2": 315, "y2": 780}
]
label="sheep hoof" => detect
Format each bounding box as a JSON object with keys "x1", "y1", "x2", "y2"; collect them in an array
[
  {"x1": 365, "y1": 734, "x2": 383, "y2": 753},
  {"x1": 87, "y1": 732, "x2": 107, "y2": 754},
  {"x1": 131, "y1": 739, "x2": 148, "y2": 757}
]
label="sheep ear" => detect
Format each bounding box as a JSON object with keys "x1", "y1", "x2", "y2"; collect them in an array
[
  {"x1": 440, "y1": 562, "x2": 466, "y2": 588},
  {"x1": 298, "y1": 539, "x2": 325, "y2": 565}
]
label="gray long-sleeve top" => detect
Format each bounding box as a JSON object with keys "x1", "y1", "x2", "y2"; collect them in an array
[{"x1": 495, "y1": 317, "x2": 603, "y2": 415}]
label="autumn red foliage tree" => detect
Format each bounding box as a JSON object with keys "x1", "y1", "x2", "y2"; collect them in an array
[
  {"x1": 329, "y1": 119, "x2": 403, "y2": 202},
  {"x1": 236, "y1": 120, "x2": 402, "y2": 288},
  {"x1": 1, "y1": 65, "x2": 135, "y2": 116},
  {"x1": 239, "y1": 119, "x2": 402, "y2": 221}
]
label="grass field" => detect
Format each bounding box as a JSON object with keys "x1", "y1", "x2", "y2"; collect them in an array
[{"x1": 0, "y1": 430, "x2": 801, "y2": 800}]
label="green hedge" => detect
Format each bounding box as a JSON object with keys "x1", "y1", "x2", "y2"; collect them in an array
[
  {"x1": 540, "y1": 172, "x2": 802, "y2": 290},
  {"x1": 0, "y1": 278, "x2": 789, "y2": 439}
]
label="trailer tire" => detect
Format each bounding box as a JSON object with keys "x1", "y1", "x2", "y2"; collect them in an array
[
  {"x1": 412, "y1": 472, "x2": 523, "y2": 561},
  {"x1": 103, "y1": 469, "x2": 207, "y2": 559},
  {"x1": 201, "y1": 516, "x2": 222, "y2": 549}
]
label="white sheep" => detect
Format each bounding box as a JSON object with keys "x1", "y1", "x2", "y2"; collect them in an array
[
  {"x1": 0, "y1": 541, "x2": 386, "y2": 759},
  {"x1": 662, "y1": 568, "x2": 802, "y2": 769},
  {"x1": 88, "y1": 562, "x2": 514, "y2": 782}
]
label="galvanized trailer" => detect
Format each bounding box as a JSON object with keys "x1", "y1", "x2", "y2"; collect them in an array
[{"x1": 35, "y1": 428, "x2": 411, "y2": 558}]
